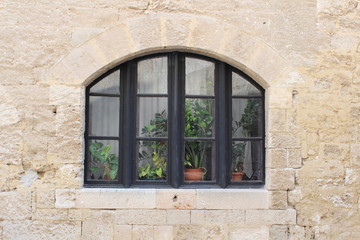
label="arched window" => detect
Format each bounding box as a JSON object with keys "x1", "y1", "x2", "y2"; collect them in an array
[{"x1": 85, "y1": 52, "x2": 265, "y2": 188}]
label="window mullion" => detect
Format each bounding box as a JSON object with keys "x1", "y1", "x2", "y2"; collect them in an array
[
  {"x1": 169, "y1": 52, "x2": 185, "y2": 188},
  {"x1": 216, "y1": 62, "x2": 231, "y2": 188},
  {"x1": 123, "y1": 61, "x2": 137, "y2": 187}
]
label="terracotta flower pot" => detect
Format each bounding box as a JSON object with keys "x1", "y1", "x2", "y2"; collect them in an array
[
  {"x1": 184, "y1": 168, "x2": 203, "y2": 181},
  {"x1": 232, "y1": 172, "x2": 244, "y2": 181}
]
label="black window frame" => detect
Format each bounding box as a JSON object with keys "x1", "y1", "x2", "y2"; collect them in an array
[{"x1": 84, "y1": 52, "x2": 265, "y2": 188}]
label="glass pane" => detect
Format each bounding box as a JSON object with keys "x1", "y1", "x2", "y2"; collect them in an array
[
  {"x1": 138, "y1": 57, "x2": 167, "y2": 94},
  {"x1": 184, "y1": 141, "x2": 215, "y2": 182},
  {"x1": 186, "y1": 57, "x2": 214, "y2": 96},
  {"x1": 89, "y1": 96, "x2": 119, "y2": 137},
  {"x1": 87, "y1": 140, "x2": 119, "y2": 181},
  {"x1": 232, "y1": 99, "x2": 262, "y2": 137},
  {"x1": 231, "y1": 141, "x2": 262, "y2": 182},
  {"x1": 232, "y1": 72, "x2": 261, "y2": 96},
  {"x1": 137, "y1": 97, "x2": 168, "y2": 137},
  {"x1": 90, "y1": 70, "x2": 120, "y2": 94},
  {"x1": 137, "y1": 141, "x2": 167, "y2": 181},
  {"x1": 185, "y1": 98, "x2": 215, "y2": 138}
]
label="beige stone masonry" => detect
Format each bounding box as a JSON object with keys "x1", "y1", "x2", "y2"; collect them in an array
[
  {"x1": 197, "y1": 189, "x2": 269, "y2": 210},
  {"x1": 0, "y1": 191, "x2": 32, "y2": 221},
  {"x1": 246, "y1": 209, "x2": 296, "y2": 225},
  {"x1": 55, "y1": 189, "x2": 156, "y2": 209}
]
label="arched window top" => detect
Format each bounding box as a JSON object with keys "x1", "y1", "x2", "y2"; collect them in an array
[{"x1": 85, "y1": 52, "x2": 265, "y2": 188}]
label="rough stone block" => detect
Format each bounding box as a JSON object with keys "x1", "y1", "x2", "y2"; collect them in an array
[
  {"x1": 167, "y1": 210, "x2": 191, "y2": 224},
  {"x1": 230, "y1": 226, "x2": 269, "y2": 240},
  {"x1": 68, "y1": 7, "x2": 118, "y2": 27},
  {"x1": 0, "y1": 104, "x2": 20, "y2": 127},
  {"x1": 127, "y1": 17, "x2": 163, "y2": 50},
  {"x1": 68, "y1": 209, "x2": 82, "y2": 221},
  {"x1": 205, "y1": 210, "x2": 245, "y2": 224},
  {"x1": 154, "y1": 226, "x2": 173, "y2": 240},
  {"x1": 132, "y1": 225, "x2": 154, "y2": 240},
  {"x1": 246, "y1": 209, "x2": 296, "y2": 225},
  {"x1": 190, "y1": 210, "x2": 205, "y2": 224},
  {"x1": 156, "y1": 189, "x2": 196, "y2": 209},
  {"x1": 115, "y1": 210, "x2": 166, "y2": 225},
  {"x1": 268, "y1": 133, "x2": 300, "y2": 149},
  {"x1": 197, "y1": 189, "x2": 269, "y2": 209},
  {"x1": 269, "y1": 191, "x2": 288, "y2": 210},
  {"x1": 36, "y1": 189, "x2": 55, "y2": 208},
  {"x1": 270, "y1": 225, "x2": 289, "y2": 240},
  {"x1": 174, "y1": 225, "x2": 228, "y2": 240},
  {"x1": 55, "y1": 189, "x2": 76, "y2": 208},
  {"x1": 0, "y1": 191, "x2": 32, "y2": 220},
  {"x1": 2, "y1": 220, "x2": 81, "y2": 240},
  {"x1": 55, "y1": 105, "x2": 83, "y2": 138},
  {"x1": 267, "y1": 149, "x2": 287, "y2": 168},
  {"x1": 268, "y1": 108, "x2": 287, "y2": 132},
  {"x1": 55, "y1": 164, "x2": 83, "y2": 188},
  {"x1": 71, "y1": 27, "x2": 106, "y2": 46},
  {"x1": 268, "y1": 169, "x2": 295, "y2": 190},
  {"x1": 47, "y1": 136, "x2": 83, "y2": 164},
  {"x1": 289, "y1": 225, "x2": 306, "y2": 240},
  {"x1": 82, "y1": 210, "x2": 115, "y2": 240},
  {"x1": 351, "y1": 144, "x2": 360, "y2": 166},
  {"x1": 114, "y1": 225, "x2": 132, "y2": 240},
  {"x1": 0, "y1": 126, "x2": 22, "y2": 165},
  {"x1": 56, "y1": 189, "x2": 157, "y2": 209},
  {"x1": 33, "y1": 209, "x2": 68, "y2": 221},
  {"x1": 287, "y1": 149, "x2": 302, "y2": 168},
  {"x1": 49, "y1": 85, "x2": 81, "y2": 106}
]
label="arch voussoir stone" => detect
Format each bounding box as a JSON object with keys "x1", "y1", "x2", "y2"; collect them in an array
[{"x1": 45, "y1": 15, "x2": 297, "y2": 91}]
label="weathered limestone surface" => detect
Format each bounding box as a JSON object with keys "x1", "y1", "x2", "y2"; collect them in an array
[{"x1": 0, "y1": 0, "x2": 359, "y2": 239}]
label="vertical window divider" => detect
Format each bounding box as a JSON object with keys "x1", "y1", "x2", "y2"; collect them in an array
[
  {"x1": 216, "y1": 62, "x2": 230, "y2": 188},
  {"x1": 123, "y1": 61, "x2": 137, "y2": 187},
  {"x1": 169, "y1": 52, "x2": 185, "y2": 188}
]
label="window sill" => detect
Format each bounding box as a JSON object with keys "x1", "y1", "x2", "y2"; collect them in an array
[{"x1": 55, "y1": 188, "x2": 269, "y2": 210}]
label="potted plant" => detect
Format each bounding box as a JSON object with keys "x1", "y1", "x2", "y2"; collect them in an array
[
  {"x1": 89, "y1": 141, "x2": 119, "y2": 180},
  {"x1": 138, "y1": 110, "x2": 167, "y2": 180},
  {"x1": 184, "y1": 99, "x2": 214, "y2": 181},
  {"x1": 231, "y1": 141, "x2": 245, "y2": 181}
]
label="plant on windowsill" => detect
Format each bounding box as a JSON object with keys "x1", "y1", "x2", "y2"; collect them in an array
[
  {"x1": 184, "y1": 99, "x2": 213, "y2": 181},
  {"x1": 89, "y1": 141, "x2": 119, "y2": 180},
  {"x1": 138, "y1": 110, "x2": 167, "y2": 180},
  {"x1": 231, "y1": 99, "x2": 260, "y2": 181}
]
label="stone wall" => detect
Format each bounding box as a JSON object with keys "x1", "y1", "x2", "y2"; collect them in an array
[{"x1": 0, "y1": 0, "x2": 359, "y2": 239}]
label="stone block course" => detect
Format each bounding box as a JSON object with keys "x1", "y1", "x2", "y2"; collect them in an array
[
  {"x1": 156, "y1": 189, "x2": 196, "y2": 209},
  {"x1": 197, "y1": 189, "x2": 269, "y2": 209},
  {"x1": 246, "y1": 209, "x2": 296, "y2": 225}
]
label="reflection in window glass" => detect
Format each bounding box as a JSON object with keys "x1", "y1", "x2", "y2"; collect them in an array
[
  {"x1": 231, "y1": 141, "x2": 262, "y2": 181},
  {"x1": 137, "y1": 97, "x2": 168, "y2": 137},
  {"x1": 186, "y1": 58, "x2": 214, "y2": 96},
  {"x1": 232, "y1": 99, "x2": 261, "y2": 137},
  {"x1": 89, "y1": 96, "x2": 119, "y2": 137},
  {"x1": 185, "y1": 98, "x2": 215, "y2": 138},
  {"x1": 138, "y1": 57, "x2": 167, "y2": 94},
  {"x1": 90, "y1": 70, "x2": 120, "y2": 94},
  {"x1": 232, "y1": 72, "x2": 260, "y2": 96},
  {"x1": 88, "y1": 139, "x2": 119, "y2": 181}
]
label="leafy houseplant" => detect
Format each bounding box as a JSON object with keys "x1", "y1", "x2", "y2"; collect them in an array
[
  {"x1": 184, "y1": 99, "x2": 214, "y2": 180},
  {"x1": 138, "y1": 110, "x2": 167, "y2": 180},
  {"x1": 89, "y1": 141, "x2": 119, "y2": 180}
]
